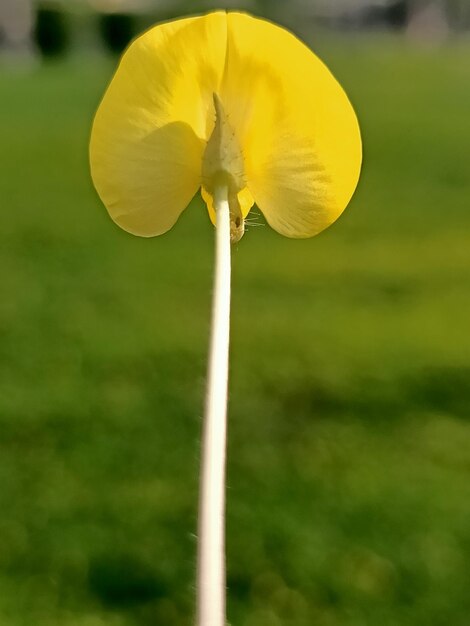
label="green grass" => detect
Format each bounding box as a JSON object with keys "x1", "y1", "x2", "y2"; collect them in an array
[{"x1": 1, "y1": 35, "x2": 470, "y2": 626}]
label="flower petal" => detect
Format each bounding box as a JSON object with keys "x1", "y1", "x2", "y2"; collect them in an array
[
  {"x1": 220, "y1": 12, "x2": 362, "y2": 238},
  {"x1": 90, "y1": 12, "x2": 227, "y2": 237}
]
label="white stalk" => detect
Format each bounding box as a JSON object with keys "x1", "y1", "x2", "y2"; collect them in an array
[{"x1": 197, "y1": 185, "x2": 231, "y2": 626}]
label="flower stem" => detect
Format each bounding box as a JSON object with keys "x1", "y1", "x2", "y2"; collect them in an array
[{"x1": 197, "y1": 185, "x2": 231, "y2": 626}]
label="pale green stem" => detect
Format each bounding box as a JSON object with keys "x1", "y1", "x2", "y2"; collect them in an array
[{"x1": 197, "y1": 185, "x2": 231, "y2": 626}]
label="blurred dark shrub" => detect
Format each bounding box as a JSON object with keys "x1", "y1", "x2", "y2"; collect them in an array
[
  {"x1": 34, "y1": 5, "x2": 70, "y2": 58},
  {"x1": 386, "y1": 0, "x2": 408, "y2": 29},
  {"x1": 98, "y1": 13, "x2": 137, "y2": 55},
  {"x1": 88, "y1": 553, "x2": 165, "y2": 608}
]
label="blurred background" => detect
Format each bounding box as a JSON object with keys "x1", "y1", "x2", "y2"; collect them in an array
[{"x1": 1, "y1": 1, "x2": 469, "y2": 625}]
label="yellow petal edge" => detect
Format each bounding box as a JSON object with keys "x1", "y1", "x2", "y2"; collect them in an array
[{"x1": 90, "y1": 11, "x2": 362, "y2": 239}]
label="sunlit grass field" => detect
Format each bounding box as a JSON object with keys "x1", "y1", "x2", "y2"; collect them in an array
[{"x1": 1, "y1": 35, "x2": 470, "y2": 626}]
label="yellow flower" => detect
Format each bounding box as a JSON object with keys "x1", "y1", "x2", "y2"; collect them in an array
[{"x1": 90, "y1": 11, "x2": 362, "y2": 242}]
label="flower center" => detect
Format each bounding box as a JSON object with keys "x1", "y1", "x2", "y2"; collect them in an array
[{"x1": 202, "y1": 94, "x2": 245, "y2": 243}]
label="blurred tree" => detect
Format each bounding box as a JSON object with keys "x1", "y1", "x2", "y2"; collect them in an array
[
  {"x1": 98, "y1": 12, "x2": 137, "y2": 55},
  {"x1": 386, "y1": 1, "x2": 408, "y2": 28},
  {"x1": 34, "y1": 4, "x2": 70, "y2": 57}
]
